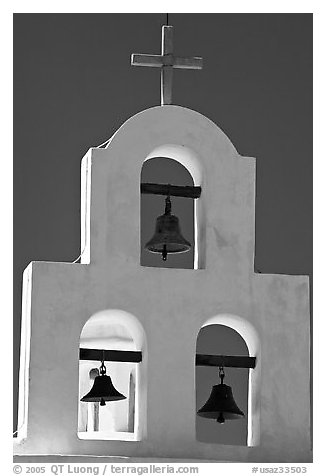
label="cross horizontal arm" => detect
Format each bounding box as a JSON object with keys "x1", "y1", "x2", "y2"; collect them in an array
[
  {"x1": 131, "y1": 54, "x2": 164, "y2": 68},
  {"x1": 131, "y1": 54, "x2": 203, "y2": 70},
  {"x1": 196, "y1": 354, "x2": 256, "y2": 369},
  {"x1": 141, "y1": 183, "x2": 202, "y2": 199},
  {"x1": 173, "y1": 56, "x2": 203, "y2": 70},
  {"x1": 80, "y1": 348, "x2": 142, "y2": 363}
]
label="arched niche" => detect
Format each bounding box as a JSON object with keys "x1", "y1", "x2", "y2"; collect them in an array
[
  {"x1": 78, "y1": 310, "x2": 147, "y2": 441},
  {"x1": 196, "y1": 314, "x2": 260, "y2": 447},
  {"x1": 141, "y1": 144, "x2": 205, "y2": 270}
]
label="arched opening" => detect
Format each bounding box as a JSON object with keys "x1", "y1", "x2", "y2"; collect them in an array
[
  {"x1": 196, "y1": 315, "x2": 260, "y2": 447},
  {"x1": 78, "y1": 310, "x2": 147, "y2": 441},
  {"x1": 141, "y1": 144, "x2": 204, "y2": 269}
]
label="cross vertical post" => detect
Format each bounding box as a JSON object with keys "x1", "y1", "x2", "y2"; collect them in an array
[{"x1": 161, "y1": 26, "x2": 173, "y2": 105}]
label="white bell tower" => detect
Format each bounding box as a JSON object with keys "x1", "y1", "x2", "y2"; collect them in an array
[{"x1": 14, "y1": 25, "x2": 311, "y2": 463}]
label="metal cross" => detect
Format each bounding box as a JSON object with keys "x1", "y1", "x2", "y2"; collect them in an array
[{"x1": 131, "y1": 25, "x2": 203, "y2": 106}]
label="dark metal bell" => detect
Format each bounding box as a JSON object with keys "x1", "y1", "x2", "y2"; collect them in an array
[
  {"x1": 80, "y1": 361, "x2": 126, "y2": 406},
  {"x1": 145, "y1": 195, "x2": 191, "y2": 261},
  {"x1": 197, "y1": 383, "x2": 244, "y2": 423}
]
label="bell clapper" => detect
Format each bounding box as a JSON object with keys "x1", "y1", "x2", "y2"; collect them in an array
[
  {"x1": 217, "y1": 412, "x2": 225, "y2": 424},
  {"x1": 162, "y1": 244, "x2": 168, "y2": 261}
]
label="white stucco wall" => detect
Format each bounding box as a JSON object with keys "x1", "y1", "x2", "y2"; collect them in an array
[{"x1": 14, "y1": 106, "x2": 311, "y2": 462}]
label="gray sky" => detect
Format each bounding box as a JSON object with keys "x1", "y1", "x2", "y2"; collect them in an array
[{"x1": 13, "y1": 13, "x2": 312, "y2": 436}]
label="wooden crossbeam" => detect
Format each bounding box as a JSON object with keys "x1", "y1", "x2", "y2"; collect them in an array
[
  {"x1": 141, "y1": 183, "x2": 201, "y2": 199},
  {"x1": 79, "y1": 349, "x2": 255, "y2": 369},
  {"x1": 196, "y1": 354, "x2": 256, "y2": 369},
  {"x1": 80, "y1": 348, "x2": 142, "y2": 363},
  {"x1": 131, "y1": 25, "x2": 203, "y2": 105}
]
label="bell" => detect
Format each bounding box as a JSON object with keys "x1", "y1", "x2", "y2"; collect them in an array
[
  {"x1": 145, "y1": 195, "x2": 191, "y2": 261},
  {"x1": 197, "y1": 367, "x2": 244, "y2": 423},
  {"x1": 80, "y1": 360, "x2": 126, "y2": 406}
]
